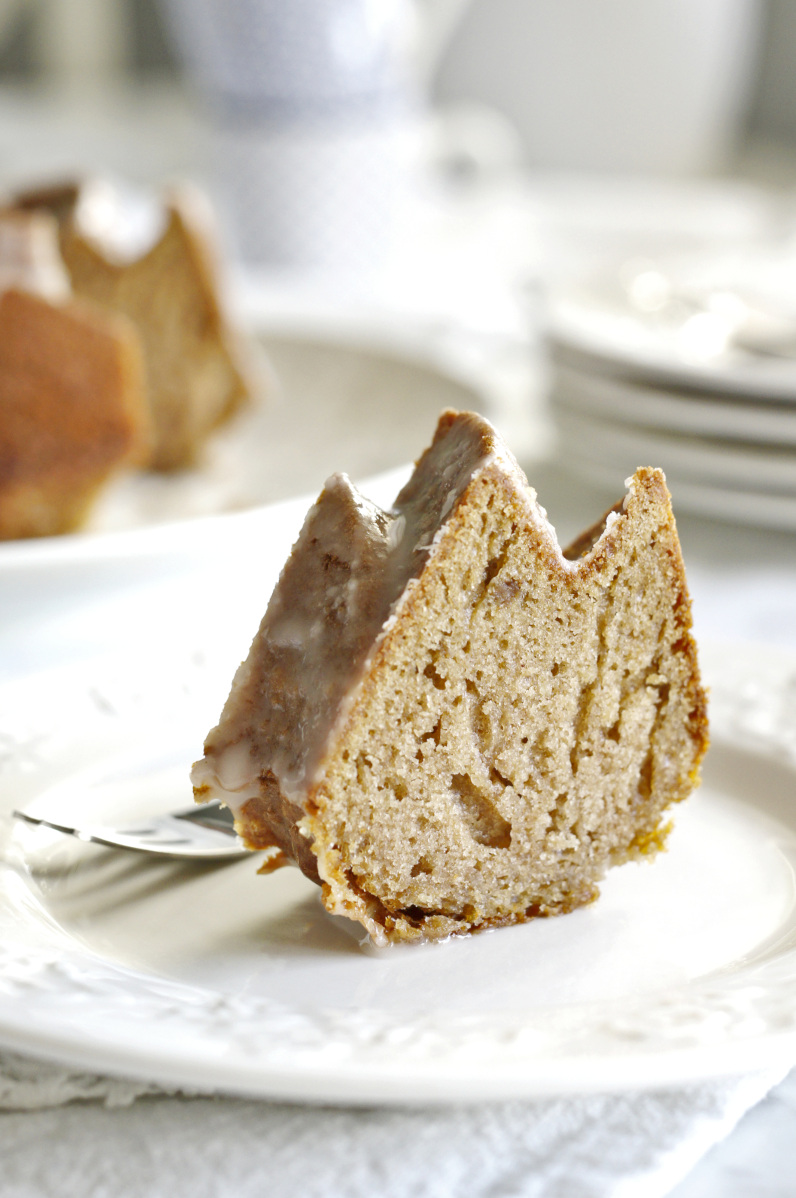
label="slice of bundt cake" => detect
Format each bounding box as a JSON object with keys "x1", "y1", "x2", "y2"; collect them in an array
[
  {"x1": 12, "y1": 179, "x2": 252, "y2": 470},
  {"x1": 192, "y1": 409, "x2": 708, "y2": 945}
]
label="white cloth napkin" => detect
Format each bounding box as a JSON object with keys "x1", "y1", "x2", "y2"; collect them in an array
[{"x1": 0, "y1": 1049, "x2": 785, "y2": 1198}]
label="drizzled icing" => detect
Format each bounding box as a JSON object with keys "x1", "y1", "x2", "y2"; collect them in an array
[{"x1": 0, "y1": 213, "x2": 70, "y2": 301}]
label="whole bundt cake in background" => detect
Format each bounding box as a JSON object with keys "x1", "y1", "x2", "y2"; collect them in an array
[{"x1": 12, "y1": 178, "x2": 253, "y2": 470}]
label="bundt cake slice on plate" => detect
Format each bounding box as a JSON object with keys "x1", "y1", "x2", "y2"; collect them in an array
[{"x1": 193, "y1": 409, "x2": 708, "y2": 945}]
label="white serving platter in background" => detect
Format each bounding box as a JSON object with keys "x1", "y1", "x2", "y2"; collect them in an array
[
  {"x1": 552, "y1": 406, "x2": 796, "y2": 493},
  {"x1": 546, "y1": 282, "x2": 796, "y2": 404},
  {"x1": 549, "y1": 360, "x2": 796, "y2": 446},
  {"x1": 552, "y1": 407, "x2": 796, "y2": 532}
]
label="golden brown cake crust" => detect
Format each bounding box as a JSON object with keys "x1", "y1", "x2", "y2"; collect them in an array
[
  {"x1": 193, "y1": 410, "x2": 709, "y2": 945},
  {"x1": 0, "y1": 288, "x2": 149, "y2": 539}
]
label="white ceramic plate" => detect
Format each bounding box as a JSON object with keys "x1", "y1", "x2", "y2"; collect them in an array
[
  {"x1": 552, "y1": 409, "x2": 796, "y2": 531},
  {"x1": 1, "y1": 640, "x2": 796, "y2": 1104},
  {"x1": 563, "y1": 459, "x2": 796, "y2": 533},
  {"x1": 547, "y1": 286, "x2": 796, "y2": 403},
  {"x1": 549, "y1": 360, "x2": 796, "y2": 446},
  {"x1": 553, "y1": 407, "x2": 796, "y2": 493}
]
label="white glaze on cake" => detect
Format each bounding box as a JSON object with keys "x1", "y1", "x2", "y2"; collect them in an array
[{"x1": 0, "y1": 212, "x2": 69, "y2": 300}]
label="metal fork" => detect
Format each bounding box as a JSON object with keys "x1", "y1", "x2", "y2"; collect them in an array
[{"x1": 12, "y1": 800, "x2": 249, "y2": 860}]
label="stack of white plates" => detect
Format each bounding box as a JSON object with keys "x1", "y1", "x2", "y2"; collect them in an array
[{"x1": 544, "y1": 254, "x2": 796, "y2": 530}]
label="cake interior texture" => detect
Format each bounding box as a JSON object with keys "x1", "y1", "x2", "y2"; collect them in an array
[{"x1": 193, "y1": 409, "x2": 708, "y2": 945}]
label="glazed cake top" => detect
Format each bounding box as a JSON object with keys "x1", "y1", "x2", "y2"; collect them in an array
[{"x1": 192, "y1": 410, "x2": 603, "y2": 812}]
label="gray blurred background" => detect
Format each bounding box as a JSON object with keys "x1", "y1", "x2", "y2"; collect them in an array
[{"x1": 1, "y1": 0, "x2": 796, "y2": 176}]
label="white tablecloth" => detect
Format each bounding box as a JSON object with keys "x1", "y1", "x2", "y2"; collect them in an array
[{"x1": 0, "y1": 1048, "x2": 786, "y2": 1198}]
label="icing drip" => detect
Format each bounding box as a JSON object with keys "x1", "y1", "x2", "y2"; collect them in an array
[{"x1": 0, "y1": 215, "x2": 69, "y2": 300}]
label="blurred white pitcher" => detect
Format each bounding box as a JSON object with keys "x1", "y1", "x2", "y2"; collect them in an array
[{"x1": 160, "y1": 0, "x2": 470, "y2": 274}]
